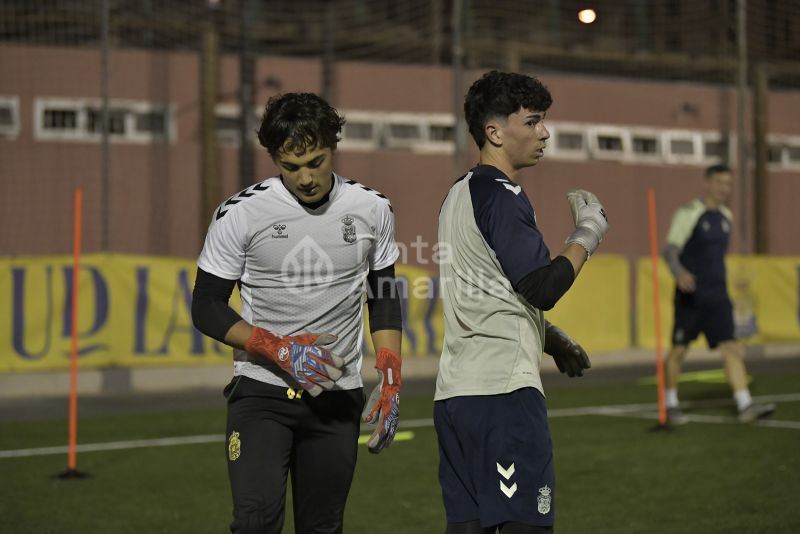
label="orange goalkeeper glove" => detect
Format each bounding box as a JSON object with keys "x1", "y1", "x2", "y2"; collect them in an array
[
  {"x1": 361, "y1": 347, "x2": 401, "y2": 454},
  {"x1": 244, "y1": 327, "x2": 344, "y2": 397}
]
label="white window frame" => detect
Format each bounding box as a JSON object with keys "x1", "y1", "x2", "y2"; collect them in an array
[
  {"x1": 782, "y1": 135, "x2": 800, "y2": 170},
  {"x1": 382, "y1": 112, "x2": 424, "y2": 150},
  {"x1": 0, "y1": 95, "x2": 21, "y2": 140},
  {"x1": 35, "y1": 98, "x2": 84, "y2": 141},
  {"x1": 339, "y1": 110, "x2": 381, "y2": 151},
  {"x1": 414, "y1": 112, "x2": 455, "y2": 154},
  {"x1": 35, "y1": 97, "x2": 175, "y2": 143},
  {"x1": 662, "y1": 130, "x2": 702, "y2": 164},
  {"x1": 215, "y1": 103, "x2": 244, "y2": 146},
  {"x1": 699, "y1": 132, "x2": 730, "y2": 164},
  {"x1": 766, "y1": 137, "x2": 786, "y2": 168},
  {"x1": 127, "y1": 102, "x2": 175, "y2": 143},
  {"x1": 628, "y1": 128, "x2": 664, "y2": 163},
  {"x1": 548, "y1": 122, "x2": 589, "y2": 160},
  {"x1": 588, "y1": 125, "x2": 629, "y2": 161}
]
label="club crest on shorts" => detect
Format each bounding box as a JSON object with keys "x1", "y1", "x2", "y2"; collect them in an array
[
  {"x1": 537, "y1": 485, "x2": 552, "y2": 514},
  {"x1": 341, "y1": 215, "x2": 356, "y2": 243},
  {"x1": 228, "y1": 431, "x2": 241, "y2": 462}
]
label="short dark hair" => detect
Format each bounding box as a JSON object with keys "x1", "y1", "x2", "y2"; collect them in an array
[
  {"x1": 257, "y1": 92, "x2": 345, "y2": 156},
  {"x1": 464, "y1": 70, "x2": 553, "y2": 149},
  {"x1": 705, "y1": 163, "x2": 732, "y2": 178}
]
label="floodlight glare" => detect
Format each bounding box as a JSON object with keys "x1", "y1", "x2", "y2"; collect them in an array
[{"x1": 578, "y1": 9, "x2": 597, "y2": 24}]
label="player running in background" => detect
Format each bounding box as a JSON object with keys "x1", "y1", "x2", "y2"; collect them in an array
[
  {"x1": 663, "y1": 164, "x2": 775, "y2": 424},
  {"x1": 434, "y1": 70, "x2": 609, "y2": 533},
  {"x1": 191, "y1": 92, "x2": 402, "y2": 534}
]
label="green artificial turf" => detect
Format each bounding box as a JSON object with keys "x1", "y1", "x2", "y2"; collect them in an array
[{"x1": 1, "y1": 372, "x2": 798, "y2": 533}]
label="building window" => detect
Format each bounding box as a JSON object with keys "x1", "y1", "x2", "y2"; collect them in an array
[
  {"x1": 44, "y1": 109, "x2": 78, "y2": 130},
  {"x1": 135, "y1": 110, "x2": 168, "y2": 136},
  {"x1": 663, "y1": 132, "x2": 700, "y2": 164},
  {"x1": 703, "y1": 138, "x2": 727, "y2": 160},
  {"x1": 670, "y1": 139, "x2": 694, "y2": 155},
  {"x1": 767, "y1": 144, "x2": 783, "y2": 164},
  {"x1": 386, "y1": 123, "x2": 421, "y2": 140},
  {"x1": 590, "y1": 128, "x2": 627, "y2": 160},
  {"x1": 343, "y1": 121, "x2": 374, "y2": 141},
  {"x1": 632, "y1": 135, "x2": 659, "y2": 155},
  {"x1": 214, "y1": 104, "x2": 259, "y2": 145},
  {"x1": 429, "y1": 124, "x2": 454, "y2": 142},
  {"x1": 0, "y1": 96, "x2": 20, "y2": 139},
  {"x1": 338, "y1": 111, "x2": 380, "y2": 151},
  {"x1": 598, "y1": 135, "x2": 623, "y2": 152},
  {"x1": 787, "y1": 145, "x2": 800, "y2": 164},
  {"x1": 87, "y1": 108, "x2": 127, "y2": 135},
  {"x1": 215, "y1": 115, "x2": 241, "y2": 145},
  {"x1": 382, "y1": 114, "x2": 424, "y2": 149},
  {"x1": 557, "y1": 131, "x2": 584, "y2": 151},
  {"x1": 548, "y1": 125, "x2": 588, "y2": 160},
  {"x1": 36, "y1": 98, "x2": 174, "y2": 143}
]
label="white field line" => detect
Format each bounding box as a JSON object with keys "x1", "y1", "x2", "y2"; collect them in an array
[{"x1": 3, "y1": 393, "x2": 799, "y2": 459}]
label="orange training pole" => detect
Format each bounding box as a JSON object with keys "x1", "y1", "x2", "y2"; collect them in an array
[
  {"x1": 68, "y1": 187, "x2": 82, "y2": 471},
  {"x1": 647, "y1": 188, "x2": 667, "y2": 426},
  {"x1": 55, "y1": 188, "x2": 88, "y2": 479}
]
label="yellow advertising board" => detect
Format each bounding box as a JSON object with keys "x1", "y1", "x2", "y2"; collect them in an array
[
  {"x1": 1, "y1": 253, "x2": 631, "y2": 372},
  {"x1": 0, "y1": 254, "x2": 234, "y2": 372},
  {"x1": 636, "y1": 255, "x2": 800, "y2": 349},
  {"x1": 545, "y1": 255, "x2": 630, "y2": 353}
]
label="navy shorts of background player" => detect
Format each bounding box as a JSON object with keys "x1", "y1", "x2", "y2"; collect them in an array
[{"x1": 671, "y1": 207, "x2": 734, "y2": 349}]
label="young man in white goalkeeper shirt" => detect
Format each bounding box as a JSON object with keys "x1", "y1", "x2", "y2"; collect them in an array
[
  {"x1": 191, "y1": 92, "x2": 402, "y2": 534},
  {"x1": 435, "y1": 71, "x2": 609, "y2": 534}
]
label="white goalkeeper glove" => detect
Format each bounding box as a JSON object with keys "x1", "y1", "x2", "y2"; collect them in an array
[{"x1": 565, "y1": 189, "x2": 609, "y2": 257}]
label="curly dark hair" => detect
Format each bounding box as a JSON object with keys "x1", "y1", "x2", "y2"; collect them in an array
[
  {"x1": 257, "y1": 92, "x2": 346, "y2": 156},
  {"x1": 464, "y1": 70, "x2": 553, "y2": 149}
]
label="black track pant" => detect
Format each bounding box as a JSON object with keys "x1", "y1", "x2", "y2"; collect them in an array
[{"x1": 224, "y1": 376, "x2": 364, "y2": 534}]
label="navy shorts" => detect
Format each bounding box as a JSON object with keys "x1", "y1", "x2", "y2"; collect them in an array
[
  {"x1": 434, "y1": 387, "x2": 555, "y2": 529},
  {"x1": 671, "y1": 290, "x2": 734, "y2": 349}
]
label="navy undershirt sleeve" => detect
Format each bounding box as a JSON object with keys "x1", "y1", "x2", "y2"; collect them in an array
[
  {"x1": 469, "y1": 170, "x2": 551, "y2": 289},
  {"x1": 516, "y1": 256, "x2": 576, "y2": 310}
]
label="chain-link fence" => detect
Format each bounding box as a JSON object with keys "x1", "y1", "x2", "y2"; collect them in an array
[{"x1": 1, "y1": 1, "x2": 799, "y2": 257}]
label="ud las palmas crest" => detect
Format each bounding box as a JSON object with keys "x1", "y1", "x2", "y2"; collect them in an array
[
  {"x1": 537, "y1": 485, "x2": 552, "y2": 514},
  {"x1": 341, "y1": 215, "x2": 356, "y2": 243},
  {"x1": 228, "y1": 431, "x2": 241, "y2": 461}
]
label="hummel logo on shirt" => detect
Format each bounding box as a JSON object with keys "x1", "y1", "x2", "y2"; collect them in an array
[
  {"x1": 495, "y1": 178, "x2": 521, "y2": 195},
  {"x1": 272, "y1": 224, "x2": 288, "y2": 238}
]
